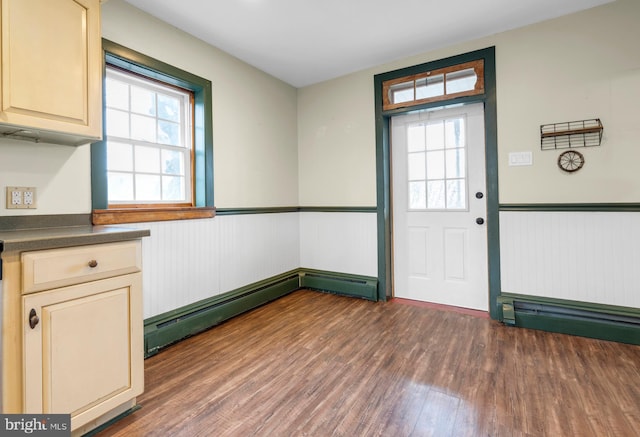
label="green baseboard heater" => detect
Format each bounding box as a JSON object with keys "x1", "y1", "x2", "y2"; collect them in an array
[
  {"x1": 144, "y1": 268, "x2": 378, "y2": 357},
  {"x1": 498, "y1": 293, "x2": 640, "y2": 345}
]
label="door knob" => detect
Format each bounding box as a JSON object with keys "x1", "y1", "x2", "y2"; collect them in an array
[
  {"x1": 476, "y1": 217, "x2": 485, "y2": 225},
  {"x1": 475, "y1": 192, "x2": 484, "y2": 199}
]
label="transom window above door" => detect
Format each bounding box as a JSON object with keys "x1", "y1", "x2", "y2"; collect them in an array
[
  {"x1": 406, "y1": 115, "x2": 467, "y2": 210},
  {"x1": 382, "y1": 60, "x2": 484, "y2": 110}
]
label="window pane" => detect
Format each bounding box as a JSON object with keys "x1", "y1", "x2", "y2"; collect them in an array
[
  {"x1": 416, "y1": 74, "x2": 444, "y2": 100},
  {"x1": 162, "y1": 149, "x2": 184, "y2": 175},
  {"x1": 106, "y1": 78, "x2": 129, "y2": 110},
  {"x1": 162, "y1": 176, "x2": 185, "y2": 201},
  {"x1": 390, "y1": 81, "x2": 414, "y2": 104},
  {"x1": 426, "y1": 121, "x2": 445, "y2": 150},
  {"x1": 135, "y1": 145, "x2": 160, "y2": 173},
  {"x1": 108, "y1": 172, "x2": 134, "y2": 201},
  {"x1": 409, "y1": 181, "x2": 426, "y2": 209},
  {"x1": 408, "y1": 152, "x2": 425, "y2": 180},
  {"x1": 106, "y1": 108, "x2": 130, "y2": 138},
  {"x1": 104, "y1": 65, "x2": 195, "y2": 206},
  {"x1": 136, "y1": 174, "x2": 161, "y2": 200},
  {"x1": 131, "y1": 114, "x2": 156, "y2": 143},
  {"x1": 131, "y1": 86, "x2": 156, "y2": 116},
  {"x1": 107, "y1": 141, "x2": 133, "y2": 172},
  {"x1": 426, "y1": 150, "x2": 445, "y2": 180},
  {"x1": 427, "y1": 180, "x2": 445, "y2": 209},
  {"x1": 446, "y1": 148, "x2": 466, "y2": 179},
  {"x1": 446, "y1": 68, "x2": 477, "y2": 94},
  {"x1": 446, "y1": 179, "x2": 466, "y2": 209},
  {"x1": 158, "y1": 94, "x2": 180, "y2": 122},
  {"x1": 407, "y1": 124, "x2": 425, "y2": 152},
  {"x1": 445, "y1": 118, "x2": 465, "y2": 149},
  {"x1": 158, "y1": 120, "x2": 180, "y2": 146}
]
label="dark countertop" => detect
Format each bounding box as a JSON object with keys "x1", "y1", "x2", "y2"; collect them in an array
[
  {"x1": 0, "y1": 215, "x2": 150, "y2": 254},
  {"x1": 0, "y1": 225, "x2": 150, "y2": 253}
]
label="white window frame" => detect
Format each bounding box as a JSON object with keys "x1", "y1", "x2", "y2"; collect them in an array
[{"x1": 105, "y1": 66, "x2": 194, "y2": 206}]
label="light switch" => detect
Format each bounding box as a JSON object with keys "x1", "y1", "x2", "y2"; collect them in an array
[{"x1": 508, "y1": 151, "x2": 533, "y2": 166}]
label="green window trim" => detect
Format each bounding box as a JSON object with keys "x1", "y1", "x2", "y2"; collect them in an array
[{"x1": 91, "y1": 39, "x2": 214, "y2": 222}]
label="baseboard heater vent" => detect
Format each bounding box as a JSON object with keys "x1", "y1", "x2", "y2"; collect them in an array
[
  {"x1": 155, "y1": 275, "x2": 298, "y2": 329},
  {"x1": 144, "y1": 269, "x2": 379, "y2": 357},
  {"x1": 144, "y1": 273, "x2": 300, "y2": 357},
  {"x1": 514, "y1": 301, "x2": 640, "y2": 327},
  {"x1": 505, "y1": 298, "x2": 640, "y2": 345},
  {"x1": 300, "y1": 271, "x2": 377, "y2": 301}
]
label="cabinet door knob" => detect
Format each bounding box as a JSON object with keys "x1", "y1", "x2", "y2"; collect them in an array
[
  {"x1": 29, "y1": 308, "x2": 40, "y2": 329},
  {"x1": 88, "y1": 259, "x2": 98, "y2": 268}
]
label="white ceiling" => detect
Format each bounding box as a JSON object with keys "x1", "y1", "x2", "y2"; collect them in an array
[{"x1": 123, "y1": 0, "x2": 613, "y2": 88}]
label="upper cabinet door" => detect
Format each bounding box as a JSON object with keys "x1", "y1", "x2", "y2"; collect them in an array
[{"x1": 0, "y1": 0, "x2": 102, "y2": 145}]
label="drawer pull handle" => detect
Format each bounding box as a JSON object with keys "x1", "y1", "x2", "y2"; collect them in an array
[
  {"x1": 88, "y1": 260, "x2": 98, "y2": 268},
  {"x1": 29, "y1": 309, "x2": 39, "y2": 329}
]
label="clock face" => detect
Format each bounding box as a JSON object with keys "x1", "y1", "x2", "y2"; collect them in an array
[{"x1": 558, "y1": 150, "x2": 584, "y2": 172}]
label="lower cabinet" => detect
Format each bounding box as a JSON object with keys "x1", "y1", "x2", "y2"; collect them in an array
[{"x1": 20, "y1": 242, "x2": 144, "y2": 435}]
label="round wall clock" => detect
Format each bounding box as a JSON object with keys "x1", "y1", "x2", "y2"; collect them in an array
[{"x1": 557, "y1": 150, "x2": 584, "y2": 172}]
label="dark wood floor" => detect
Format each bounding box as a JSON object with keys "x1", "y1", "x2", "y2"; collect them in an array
[{"x1": 96, "y1": 290, "x2": 640, "y2": 437}]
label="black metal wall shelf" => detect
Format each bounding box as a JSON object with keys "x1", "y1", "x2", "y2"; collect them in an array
[{"x1": 540, "y1": 118, "x2": 603, "y2": 150}]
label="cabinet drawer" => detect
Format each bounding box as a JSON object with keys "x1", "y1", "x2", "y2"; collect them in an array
[{"x1": 22, "y1": 241, "x2": 142, "y2": 293}]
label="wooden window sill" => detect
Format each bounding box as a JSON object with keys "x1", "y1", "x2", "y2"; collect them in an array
[{"x1": 92, "y1": 207, "x2": 216, "y2": 225}]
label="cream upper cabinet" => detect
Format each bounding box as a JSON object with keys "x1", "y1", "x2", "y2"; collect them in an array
[{"x1": 0, "y1": 0, "x2": 102, "y2": 145}]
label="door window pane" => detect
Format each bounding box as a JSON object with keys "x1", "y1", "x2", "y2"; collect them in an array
[
  {"x1": 409, "y1": 181, "x2": 426, "y2": 209},
  {"x1": 427, "y1": 180, "x2": 445, "y2": 209},
  {"x1": 445, "y1": 118, "x2": 465, "y2": 148},
  {"x1": 407, "y1": 124, "x2": 425, "y2": 152},
  {"x1": 446, "y1": 179, "x2": 466, "y2": 209},
  {"x1": 407, "y1": 113, "x2": 468, "y2": 210},
  {"x1": 408, "y1": 152, "x2": 426, "y2": 180},
  {"x1": 426, "y1": 122, "x2": 445, "y2": 150},
  {"x1": 446, "y1": 148, "x2": 466, "y2": 179},
  {"x1": 426, "y1": 150, "x2": 445, "y2": 180}
]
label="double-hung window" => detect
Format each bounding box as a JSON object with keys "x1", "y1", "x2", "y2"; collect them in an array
[
  {"x1": 105, "y1": 66, "x2": 193, "y2": 205},
  {"x1": 92, "y1": 40, "x2": 214, "y2": 224}
]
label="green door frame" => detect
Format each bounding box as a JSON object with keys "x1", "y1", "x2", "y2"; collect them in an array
[{"x1": 374, "y1": 46, "x2": 501, "y2": 319}]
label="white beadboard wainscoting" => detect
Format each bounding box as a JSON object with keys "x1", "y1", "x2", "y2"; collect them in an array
[
  {"x1": 124, "y1": 211, "x2": 378, "y2": 319},
  {"x1": 500, "y1": 211, "x2": 640, "y2": 309},
  {"x1": 126, "y1": 213, "x2": 300, "y2": 319},
  {"x1": 299, "y1": 212, "x2": 378, "y2": 278}
]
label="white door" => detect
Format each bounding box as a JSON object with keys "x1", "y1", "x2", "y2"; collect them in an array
[{"x1": 391, "y1": 103, "x2": 488, "y2": 310}]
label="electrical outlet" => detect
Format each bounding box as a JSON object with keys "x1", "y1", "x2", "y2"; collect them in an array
[
  {"x1": 23, "y1": 188, "x2": 36, "y2": 207},
  {"x1": 5, "y1": 186, "x2": 37, "y2": 209},
  {"x1": 11, "y1": 189, "x2": 22, "y2": 205}
]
